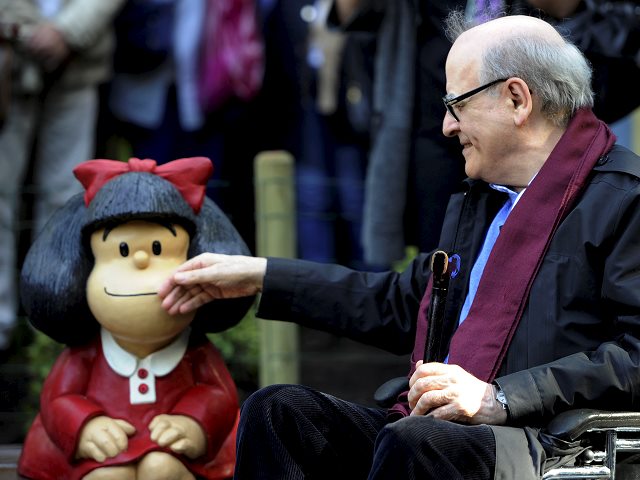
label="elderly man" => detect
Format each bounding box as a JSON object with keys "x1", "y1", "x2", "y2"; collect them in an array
[{"x1": 160, "y1": 13, "x2": 640, "y2": 479}]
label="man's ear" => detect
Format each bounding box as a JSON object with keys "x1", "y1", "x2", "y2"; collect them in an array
[{"x1": 505, "y1": 78, "x2": 532, "y2": 126}]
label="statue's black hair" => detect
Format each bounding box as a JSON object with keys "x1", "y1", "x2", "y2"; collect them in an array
[{"x1": 20, "y1": 171, "x2": 254, "y2": 345}]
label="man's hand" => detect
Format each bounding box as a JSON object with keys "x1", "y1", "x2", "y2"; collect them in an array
[
  {"x1": 158, "y1": 253, "x2": 266, "y2": 315},
  {"x1": 408, "y1": 361, "x2": 507, "y2": 425},
  {"x1": 149, "y1": 414, "x2": 207, "y2": 459},
  {"x1": 76, "y1": 416, "x2": 136, "y2": 462},
  {"x1": 26, "y1": 22, "x2": 70, "y2": 71}
]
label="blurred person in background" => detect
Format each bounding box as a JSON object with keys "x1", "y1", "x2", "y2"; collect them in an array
[
  {"x1": 107, "y1": 0, "x2": 213, "y2": 167},
  {"x1": 529, "y1": 0, "x2": 640, "y2": 125},
  {"x1": 0, "y1": 0, "x2": 125, "y2": 351},
  {"x1": 296, "y1": 0, "x2": 380, "y2": 270},
  {"x1": 105, "y1": 0, "x2": 263, "y2": 225}
]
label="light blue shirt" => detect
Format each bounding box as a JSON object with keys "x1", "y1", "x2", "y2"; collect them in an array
[
  {"x1": 37, "y1": 0, "x2": 61, "y2": 17},
  {"x1": 458, "y1": 184, "x2": 524, "y2": 326},
  {"x1": 442, "y1": 183, "x2": 525, "y2": 364}
]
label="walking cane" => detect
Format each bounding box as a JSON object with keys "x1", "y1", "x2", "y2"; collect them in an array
[
  {"x1": 374, "y1": 250, "x2": 455, "y2": 407},
  {"x1": 423, "y1": 250, "x2": 451, "y2": 363}
]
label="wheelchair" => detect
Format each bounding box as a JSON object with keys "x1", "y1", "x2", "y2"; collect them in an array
[
  {"x1": 542, "y1": 409, "x2": 640, "y2": 479},
  {"x1": 374, "y1": 377, "x2": 640, "y2": 479}
]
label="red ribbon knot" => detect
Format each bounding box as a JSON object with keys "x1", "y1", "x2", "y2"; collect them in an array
[{"x1": 73, "y1": 157, "x2": 213, "y2": 214}]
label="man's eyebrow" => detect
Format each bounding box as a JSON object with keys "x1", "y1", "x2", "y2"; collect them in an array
[{"x1": 443, "y1": 93, "x2": 457, "y2": 102}]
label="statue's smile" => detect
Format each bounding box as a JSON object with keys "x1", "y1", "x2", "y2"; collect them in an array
[{"x1": 104, "y1": 287, "x2": 156, "y2": 297}]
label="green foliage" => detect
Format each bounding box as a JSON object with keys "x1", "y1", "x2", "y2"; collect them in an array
[
  {"x1": 208, "y1": 306, "x2": 260, "y2": 400},
  {"x1": 392, "y1": 245, "x2": 419, "y2": 272},
  {"x1": 26, "y1": 330, "x2": 63, "y2": 384},
  {"x1": 24, "y1": 328, "x2": 64, "y2": 422}
]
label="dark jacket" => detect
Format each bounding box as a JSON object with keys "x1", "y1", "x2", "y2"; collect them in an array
[{"x1": 258, "y1": 144, "x2": 640, "y2": 426}]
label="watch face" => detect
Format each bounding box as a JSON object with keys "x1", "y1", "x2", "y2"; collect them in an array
[{"x1": 496, "y1": 389, "x2": 508, "y2": 407}]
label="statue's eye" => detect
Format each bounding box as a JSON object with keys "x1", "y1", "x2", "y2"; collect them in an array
[
  {"x1": 152, "y1": 241, "x2": 162, "y2": 256},
  {"x1": 119, "y1": 242, "x2": 129, "y2": 257}
]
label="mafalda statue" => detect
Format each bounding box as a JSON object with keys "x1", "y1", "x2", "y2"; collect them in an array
[{"x1": 18, "y1": 157, "x2": 253, "y2": 480}]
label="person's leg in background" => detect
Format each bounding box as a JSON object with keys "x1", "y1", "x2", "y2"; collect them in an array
[
  {"x1": 0, "y1": 95, "x2": 37, "y2": 349},
  {"x1": 408, "y1": 134, "x2": 465, "y2": 255},
  {"x1": 118, "y1": 86, "x2": 226, "y2": 207},
  {"x1": 176, "y1": 105, "x2": 225, "y2": 207},
  {"x1": 296, "y1": 107, "x2": 338, "y2": 263},
  {"x1": 333, "y1": 140, "x2": 378, "y2": 270},
  {"x1": 117, "y1": 86, "x2": 177, "y2": 165},
  {"x1": 31, "y1": 85, "x2": 97, "y2": 234}
]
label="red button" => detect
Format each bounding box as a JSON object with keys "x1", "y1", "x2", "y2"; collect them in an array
[
  {"x1": 138, "y1": 384, "x2": 149, "y2": 394},
  {"x1": 138, "y1": 368, "x2": 148, "y2": 379}
]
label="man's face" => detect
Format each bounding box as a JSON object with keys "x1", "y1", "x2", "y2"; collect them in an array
[{"x1": 442, "y1": 41, "x2": 516, "y2": 185}]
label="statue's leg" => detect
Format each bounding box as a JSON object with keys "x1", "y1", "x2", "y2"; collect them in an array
[
  {"x1": 137, "y1": 451, "x2": 195, "y2": 480},
  {"x1": 82, "y1": 465, "x2": 136, "y2": 480}
]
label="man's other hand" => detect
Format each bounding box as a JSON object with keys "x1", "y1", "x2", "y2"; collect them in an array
[{"x1": 408, "y1": 361, "x2": 508, "y2": 425}]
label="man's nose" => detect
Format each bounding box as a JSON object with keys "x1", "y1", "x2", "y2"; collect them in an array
[
  {"x1": 133, "y1": 250, "x2": 150, "y2": 269},
  {"x1": 442, "y1": 110, "x2": 459, "y2": 137}
]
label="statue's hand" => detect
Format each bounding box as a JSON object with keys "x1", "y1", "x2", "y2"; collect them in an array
[
  {"x1": 76, "y1": 416, "x2": 136, "y2": 462},
  {"x1": 149, "y1": 414, "x2": 207, "y2": 459}
]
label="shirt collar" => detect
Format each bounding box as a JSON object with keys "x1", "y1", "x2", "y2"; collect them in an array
[
  {"x1": 489, "y1": 183, "x2": 522, "y2": 207},
  {"x1": 101, "y1": 327, "x2": 190, "y2": 378},
  {"x1": 489, "y1": 171, "x2": 538, "y2": 208}
]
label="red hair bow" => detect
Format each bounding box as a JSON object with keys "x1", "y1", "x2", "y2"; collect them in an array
[{"x1": 73, "y1": 157, "x2": 213, "y2": 214}]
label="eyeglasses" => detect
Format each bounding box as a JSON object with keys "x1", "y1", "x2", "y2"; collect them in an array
[{"x1": 443, "y1": 78, "x2": 508, "y2": 122}]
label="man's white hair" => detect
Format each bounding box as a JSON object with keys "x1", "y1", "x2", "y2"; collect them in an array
[{"x1": 445, "y1": 11, "x2": 594, "y2": 127}]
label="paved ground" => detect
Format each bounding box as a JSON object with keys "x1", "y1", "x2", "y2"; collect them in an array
[{"x1": 0, "y1": 445, "x2": 20, "y2": 480}]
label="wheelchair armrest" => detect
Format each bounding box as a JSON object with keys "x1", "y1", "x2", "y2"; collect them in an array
[
  {"x1": 373, "y1": 376, "x2": 409, "y2": 408},
  {"x1": 546, "y1": 409, "x2": 640, "y2": 442}
]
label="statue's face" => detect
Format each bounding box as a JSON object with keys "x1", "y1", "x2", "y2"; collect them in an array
[{"x1": 87, "y1": 220, "x2": 195, "y2": 350}]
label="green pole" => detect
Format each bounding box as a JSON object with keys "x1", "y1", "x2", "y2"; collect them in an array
[{"x1": 254, "y1": 151, "x2": 300, "y2": 386}]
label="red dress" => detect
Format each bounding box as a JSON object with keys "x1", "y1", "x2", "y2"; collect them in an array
[{"x1": 18, "y1": 330, "x2": 239, "y2": 480}]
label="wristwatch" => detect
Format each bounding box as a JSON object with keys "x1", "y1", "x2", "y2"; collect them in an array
[{"x1": 495, "y1": 386, "x2": 509, "y2": 410}]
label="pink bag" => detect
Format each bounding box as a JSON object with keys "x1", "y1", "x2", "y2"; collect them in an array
[{"x1": 198, "y1": 0, "x2": 264, "y2": 112}]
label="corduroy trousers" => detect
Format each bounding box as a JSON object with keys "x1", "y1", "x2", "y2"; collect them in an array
[{"x1": 235, "y1": 384, "x2": 496, "y2": 479}]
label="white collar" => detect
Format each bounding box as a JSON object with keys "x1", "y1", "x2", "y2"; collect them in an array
[
  {"x1": 489, "y1": 183, "x2": 522, "y2": 207},
  {"x1": 101, "y1": 327, "x2": 190, "y2": 378},
  {"x1": 489, "y1": 170, "x2": 538, "y2": 209}
]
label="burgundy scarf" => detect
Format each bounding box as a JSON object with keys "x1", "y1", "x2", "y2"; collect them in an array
[{"x1": 390, "y1": 109, "x2": 616, "y2": 417}]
